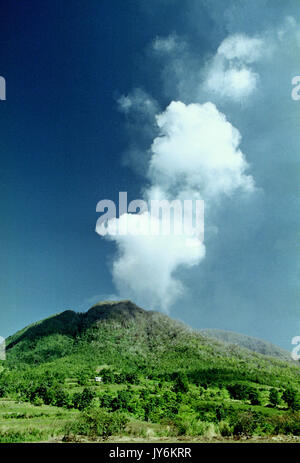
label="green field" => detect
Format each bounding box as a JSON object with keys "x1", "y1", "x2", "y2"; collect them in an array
[{"x1": 0, "y1": 399, "x2": 78, "y2": 442}]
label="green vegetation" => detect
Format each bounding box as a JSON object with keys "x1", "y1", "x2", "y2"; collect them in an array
[
  {"x1": 63, "y1": 408, "x2": 128, "y2": 441},
  {"x1": 0, "y1": 399, "x2": 78, "y2": 442},
  {"x1": 0, "y1": 300, "x2": 300, "y2": 442}
]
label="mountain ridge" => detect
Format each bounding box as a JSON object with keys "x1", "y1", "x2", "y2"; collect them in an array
[{"x1": 6, "y1": 300, "x2": 293, "y2": 363}]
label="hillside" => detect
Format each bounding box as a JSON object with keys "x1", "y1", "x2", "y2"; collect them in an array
[
  {"x1": 6, "y1": 300, "x2": 191, "y2": 363},
  {"x1": 5, "y1": 300, "x2": 300, "y2": 386},
  {"x1": 201, "y1": 329, "x2": 291, "y2": 361}
]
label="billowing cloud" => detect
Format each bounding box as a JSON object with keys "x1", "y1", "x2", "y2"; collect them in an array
[
  {"x1": 149, "y1": 101, "x2": 254, "y2": 198},
  {"x1": 98, "y1": 100, "x2": 255, "y2": 311},
  {"x1": 102, "y1": 212, "x2": 205, "y2": 310}
]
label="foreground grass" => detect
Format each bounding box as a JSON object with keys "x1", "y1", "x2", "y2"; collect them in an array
[
  {"x1": 0, "y1": 399, "x2": 299, "y2": 443},
  {"x1": 0, "y1": 399, "x2": 78, "y2": 442}
]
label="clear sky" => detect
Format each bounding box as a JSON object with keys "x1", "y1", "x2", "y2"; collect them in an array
[{"x1": 1, "y1": 0, "x2": 300, "y2": 350}]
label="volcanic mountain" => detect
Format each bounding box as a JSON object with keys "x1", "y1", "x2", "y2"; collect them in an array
[{"x1": 5, "y1": 300, "x2": 300, "y2": 389}]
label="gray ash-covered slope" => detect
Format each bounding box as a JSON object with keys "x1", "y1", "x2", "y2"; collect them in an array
[{"x1": 200, "y1": 328, "x2": 291, "y2": 361}]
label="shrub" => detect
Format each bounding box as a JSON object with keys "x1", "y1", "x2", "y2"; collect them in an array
[
  {"x1": 126, "y1": 421, "x2": 148, "y2": 438},
  {"x1": 219, "y1": 420, "x2": 232, "y2": 437},
  {"x1": 266, "y1": 412, "x2": 300, "y2": 435},
  {"x1": 64, "y1": 408, "x2": 128, "y2": 440},
  {"x1": 33, "y1": 396, "x2": 44, "y2": 406},
  {"x1": 174, "y1": 415, "x2": 211, "y2": 436},
  {"x1": 230, "y1": 411, "x2": 256, "y2": 436},
  {"x1": 0, "y1": 429, "x2": 45, "y2": 443}
]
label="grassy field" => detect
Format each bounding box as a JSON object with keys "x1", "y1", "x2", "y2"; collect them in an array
[
  {"x1": 0, "y1": 396, "x2": 299, "y2": 443},
  {"x1": 0, "y1": 399, "x2": 79, "y2": 442}
]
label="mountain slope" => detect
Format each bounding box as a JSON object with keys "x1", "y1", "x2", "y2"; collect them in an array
[
  {"x1": 5, "y1": 300, "x2": 300, "y2": 390},
  {"x1": 201, "y1": 329, "x2": 291, "y2": 361}
]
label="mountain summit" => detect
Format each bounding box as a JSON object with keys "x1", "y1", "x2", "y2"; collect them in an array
[{"x1": 6, "y1": 300, "x2": 178, "y2": 350}]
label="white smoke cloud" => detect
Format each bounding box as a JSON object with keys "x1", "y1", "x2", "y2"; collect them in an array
[
  {"x1": 93, "y1": 21, "x2": 292, "y2": 312},
  {"x1": 103, "y1": 212, "x2": 205, "y2": 311},
  {"x1": 99, "y1": 100, "x2": 255, "y2": 311}
]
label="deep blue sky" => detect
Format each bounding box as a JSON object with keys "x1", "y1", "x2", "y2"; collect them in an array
[{"x1": 1, "y1": 0, "x2": 300, "y2": 350}]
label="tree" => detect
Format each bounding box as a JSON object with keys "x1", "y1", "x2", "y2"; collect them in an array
[
  {"x1": 77, "y1": 371, "x2": 89, "y2": 386},
  {"x1": 111, "y1": 390, "x2": 132, "y2": 412},
  {"x1": 101, "y1": 368, "x2": 115, "y2": 384},
  {"x1": 73, "y1": 388, "x2": 95, "y2": 410},
  {"x1": 173, "y1": 373, "x2": 189, "y2": 394},
  {"x1": 230, "y1": 411, "x2": 256, "y2": 437},
  {"x1": 100, "y1": 392, "x2": 114, "y2": 409},
  {"x1": 269, "y1": 388, "x2": 280, "y2": 407},
  {"x1": 226, "y1": 383, "x2": 250, "y2": 401},
  {"x1": 248, "y1": 388, "x2": 261, "y2": 406},
  {"x1": 282, "y1": 387, "x2": 300, "y2": 411},
  {"x1": 64, "y1": 408, "x2": 128, "y2": 440},
  {"x1": 125, "y1": 372, "x2": 139, "y2": 384}
]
